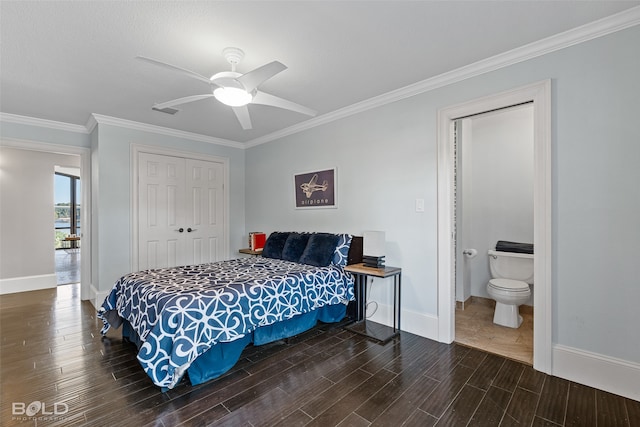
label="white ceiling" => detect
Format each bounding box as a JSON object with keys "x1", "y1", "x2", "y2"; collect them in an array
[{"x1": 1, "y1": 1, "x2": 638, "y2": 145}]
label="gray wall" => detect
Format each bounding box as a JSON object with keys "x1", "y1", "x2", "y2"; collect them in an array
[
  {"x1": 246, "y1": 99, "x2": 438, "y2": 321},
  {"x1": 0, "y1": 147, "x2": 81, "y2": 280},
  {"x1": 245, "y1": 26, "x2": 640, "y2": 363}
]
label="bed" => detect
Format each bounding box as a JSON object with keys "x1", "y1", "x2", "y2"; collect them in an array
[{"x1": 98, "y1": 232, "x2": 362, "y2": 390}]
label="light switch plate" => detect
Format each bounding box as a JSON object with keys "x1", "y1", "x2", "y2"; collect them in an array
[{"x1": 415, "y1": 198, "x2": 425, "y2": 212}]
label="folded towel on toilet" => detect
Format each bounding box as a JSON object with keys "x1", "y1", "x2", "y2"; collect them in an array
[{"x1": 495, "y1": 240, "x2": 534, "y2": 254}]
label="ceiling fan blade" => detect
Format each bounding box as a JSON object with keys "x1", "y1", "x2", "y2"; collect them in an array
[
  {"x1": 251, "y1": 91, "x2": 317, "y2": 117},
  {"x1": 136, "y1": 56, "x2": 211, "y2": 84},
  {"x1": 237, "y1": 61, "x2": 287, "y2": 92},
  {"x1": 154, "y1": 94, "x2": 215, "y2": 110},
  {"x1": 232, "y1": 106, "x2": 253, "y2": 130}
]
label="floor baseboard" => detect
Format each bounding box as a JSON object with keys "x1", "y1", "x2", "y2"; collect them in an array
[
  {"x1": 0, "y1": 274, "x2": 57, "y2": 295},
  {"x1": 553, "y1": 344, "x2": 640, "y2": 401}
]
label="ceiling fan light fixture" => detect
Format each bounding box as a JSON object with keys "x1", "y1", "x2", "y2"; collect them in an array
[{"x1": 213, "y1": 87, "x2": 252, "y2": 107}]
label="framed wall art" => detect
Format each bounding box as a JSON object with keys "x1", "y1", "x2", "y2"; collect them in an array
[{"x1": 293, "y1": 168, "x2": 337, "y2": 209}]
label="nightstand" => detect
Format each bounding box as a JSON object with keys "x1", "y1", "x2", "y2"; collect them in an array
[
  {"x1": 344, "y1": 262, "x2": 401, "y2": 344},
  {"x1": 239, "y1": 248, "x2": 263, "y2": 256}
]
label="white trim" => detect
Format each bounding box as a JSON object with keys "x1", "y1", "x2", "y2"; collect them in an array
[
  {"x1": 0, "y1": 138, "x2": 93, "y2": 301},
  {"x1": 91, "y1": 284, "x2": 111, "y2": 310},
  {"x1": 367, "y1": 303, "x2": 439, "y2": 342},
  {"x1": 130, "y1": 143, "x2": 230, "y2": 272},
  {"x1": 0, "y1": 274, "x2": 57, "y2": 295},
  {"x1": 0, "y1": 112, "x2": 89, "y2": 134},
  {"x1": 0, "y1": 137, "x2": 87, "y2": 154},
  {"x1": 85, "y1": 114, "x2": 98, "y2": 134},
  {"x1": 398, "y1": 308, "x2": 439, "y2": 342},
  {"x1": 91, "y1": 114, "x2": 243, "y2": 149},
  {"x1": 553, "y1": 344, "x2": 640, "y2": 401},
  {"x1": 436, "y1": 80, "x2": 552, "y2": 374}
]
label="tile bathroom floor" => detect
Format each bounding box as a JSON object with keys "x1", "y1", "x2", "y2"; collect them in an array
[{"x1": 455, "y1": 298, "x2": 533, "y2": 365}]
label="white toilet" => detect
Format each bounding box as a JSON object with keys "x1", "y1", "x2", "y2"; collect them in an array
[{"x1": 486, "y1": 249, "x2": 533, "y2": 328}]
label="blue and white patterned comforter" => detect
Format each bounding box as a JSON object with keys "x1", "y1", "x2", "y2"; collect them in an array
[{"x1": 98, "y1": 257, "x2": 354, "y2": 388}]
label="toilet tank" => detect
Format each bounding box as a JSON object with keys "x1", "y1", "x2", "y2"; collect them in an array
[{"x1": 488, "y1": 250, "x2": 534, "y2": 284}]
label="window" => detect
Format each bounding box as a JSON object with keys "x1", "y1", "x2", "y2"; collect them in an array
[{"x1": 54, "y1": 172, "x2": 81, "y2": 249}]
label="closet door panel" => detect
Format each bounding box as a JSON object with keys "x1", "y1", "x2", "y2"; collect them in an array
[
  {"x1": 138, "y1": 152, "x2": 186, "y2": 269},
  {"x1": 184, "y1": 159, "x2": 224, "y2": 265}
]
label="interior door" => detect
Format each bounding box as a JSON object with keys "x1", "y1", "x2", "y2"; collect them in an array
[
  {"x1": 138, "y1": 152, "x2": 186, "y2": 269},
  {"x1": 184, "y1": 159, "x2": 224, "y2": 265},
  {"x1": 137, "y1": 152, "x2": 225, "y2": 270}
]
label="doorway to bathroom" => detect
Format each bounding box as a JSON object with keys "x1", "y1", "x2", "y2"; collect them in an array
[
  {"x1": 436, "y1": 80, "x2": 552, "y2": 374},
  {"x1": 453, "y1": 104, "x2": 534, "y2": 365}
]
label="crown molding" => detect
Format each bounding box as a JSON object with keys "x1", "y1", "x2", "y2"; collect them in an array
[
  {"x1": 89, "y1": 114, "x2": 244, "y2": 149},
  {"x1": 0, "y1": 112, "x2": 89, "y2": 134},
  {"x1": 246, "y1": 5, "x2": 640, "y2": 147},
  {"x1": 85, "y1": 114, "x2": 98, "y2": 134},
  {"x1": 1, "y1": 112, "x2": 244, "y2": 149},
  {"x1": 0, "y1": 137, "x2": 90, "y2": 156}
]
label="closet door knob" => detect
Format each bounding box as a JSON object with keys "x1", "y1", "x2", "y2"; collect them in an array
[
  {"x1": 187, "y1": 228, "x2": 196, "y2": 233},
  {"x1": 176, "y1": 228, "x2": 184, "y2": 233}
]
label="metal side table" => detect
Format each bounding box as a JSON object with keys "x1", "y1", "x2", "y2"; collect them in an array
[{"x1": 344, "y1": 262, "x2": 401, "y2": 344}]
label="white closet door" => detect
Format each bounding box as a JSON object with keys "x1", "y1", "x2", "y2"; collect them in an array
[
  {"x1": 184, "y1": 159, "x2": 224, "y2": 265},
  {"x1": 138, "y1": 152, "x2": 186, "y2": 269}
]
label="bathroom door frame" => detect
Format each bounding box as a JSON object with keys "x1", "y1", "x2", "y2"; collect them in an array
[{"x1": 436, "y1": 79, "x2": 552, "y2": 374}]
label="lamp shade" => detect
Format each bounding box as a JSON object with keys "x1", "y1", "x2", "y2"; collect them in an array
[{"x1": 363, "y1": 231, "x2": 385, "y2": 257}]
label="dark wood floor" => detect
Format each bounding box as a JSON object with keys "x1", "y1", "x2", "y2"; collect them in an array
[{"x1": 1, "y1": 285, "x2": 638, "y2": 427}]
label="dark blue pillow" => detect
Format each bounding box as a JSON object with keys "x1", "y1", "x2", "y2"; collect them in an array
[
  {"x1": 299, "y1": 233, "x2": 340, "y2": 267},
  {"x1": 262, "y1": 232, "x2": 290, "y2": 259},
  {"x1": 282, "y1": 232, "x2": 311, "y2": 262}
]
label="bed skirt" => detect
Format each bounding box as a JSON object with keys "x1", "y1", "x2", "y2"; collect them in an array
[{"x1": 121, "y1": 303, "x2": 347, "y2": 388}]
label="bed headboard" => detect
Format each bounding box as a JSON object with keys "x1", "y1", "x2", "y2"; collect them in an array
[{"x1": 347, "y1": 236, "x2": 363, "y2": 265}]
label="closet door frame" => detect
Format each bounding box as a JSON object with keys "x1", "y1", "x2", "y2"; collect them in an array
[{"x1": 131, "y1": 143, "x2": 229, "y2": 272}]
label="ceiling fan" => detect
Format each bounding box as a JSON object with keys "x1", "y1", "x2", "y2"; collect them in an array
[{"x1": 137, "y1": 47, "x2": 317, "y2": 130}]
